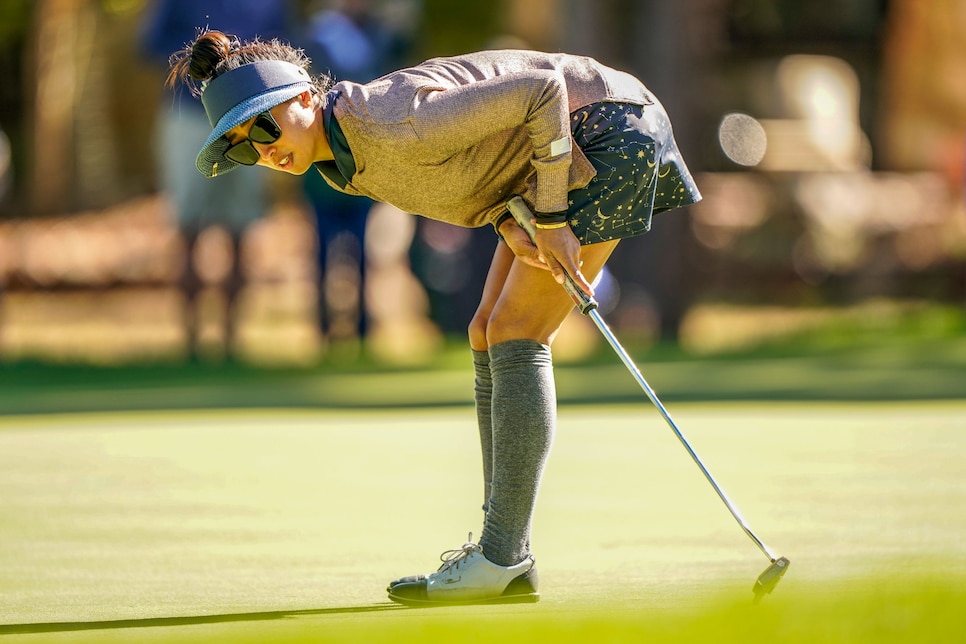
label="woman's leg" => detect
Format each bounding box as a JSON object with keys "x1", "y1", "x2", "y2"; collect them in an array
[
  {"x1": 388, "y1": 237, "x2": 619, "y2": 604},
  {"x1": 469, "y1": 247, "x2": 514, "y2": 515},
  {"x1": 473, "y1": 239, "x2": 618, "y2": 566}
]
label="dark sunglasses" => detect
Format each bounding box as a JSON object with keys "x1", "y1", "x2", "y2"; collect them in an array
[{"x1": 224, "y1": 111, "x2": 282, "y2": 166}]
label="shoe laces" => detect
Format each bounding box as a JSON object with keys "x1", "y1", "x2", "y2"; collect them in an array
[{"x1": 436, "y1": 532, "x2": 482, "y2": 574}]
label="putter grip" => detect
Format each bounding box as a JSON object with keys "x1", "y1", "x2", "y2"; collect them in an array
[{"x1": 506, "y1": 197, "x2": 598, "y2": 315}]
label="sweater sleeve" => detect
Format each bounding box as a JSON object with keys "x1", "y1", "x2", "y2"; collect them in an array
[{"x1": 407, "y1": 69, "x2": 573, "y2": 213}]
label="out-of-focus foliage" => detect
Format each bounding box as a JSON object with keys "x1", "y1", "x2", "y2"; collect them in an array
[
  {"x1": 0, "y1": 0, "x2": 31, "y2": 42},
  {"x1": 417, "y1": 0, "x2": 500, "y2": 57}
]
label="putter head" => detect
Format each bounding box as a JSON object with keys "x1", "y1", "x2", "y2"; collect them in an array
[{"x1": 752, "y1": 556, "x2": 790, "y2": 602}]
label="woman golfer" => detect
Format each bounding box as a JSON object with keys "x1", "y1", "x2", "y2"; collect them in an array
[{"x1": 168, "y1": 29, "x2": 701, "y2": 606}]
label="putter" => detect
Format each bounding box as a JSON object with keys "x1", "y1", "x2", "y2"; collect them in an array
[{"x1": 506, "y1": 196, "x2": 790, "y2": 600}]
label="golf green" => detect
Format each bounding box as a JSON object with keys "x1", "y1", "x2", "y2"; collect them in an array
[{"x1": 1, "y1": 403, "x2": 964, "y2": 642}]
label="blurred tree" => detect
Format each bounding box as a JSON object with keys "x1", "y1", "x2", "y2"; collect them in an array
[
  {"x1": 879, "y1": 0, "x2": 966, "y2": 183},
  {"x1": 23, "y1": 0, "x2": 88, "y2": 215},
  {"x1": 417, "y1": 0, "x2": 498, "y2": 57},
  {"x1": 0, "y1": 0, "x2": 31, "y2": 216},
  {"x1": 21, "y1": 0, "x2": 153, "y2": 216}
]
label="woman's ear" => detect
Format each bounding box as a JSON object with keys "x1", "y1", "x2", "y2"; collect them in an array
[{"x1": 298, "y1": 89, "x2": 315, "y2": 106}]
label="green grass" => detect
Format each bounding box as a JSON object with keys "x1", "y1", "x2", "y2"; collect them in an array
[
  {"x1": 711, "y1": 300, "x2": 966, "y2": 359},
  {"x1": 1, "y1": 403, "x2": 964, "y2": 642},
  {"x1": 2, "y1": 323, "x2": 965, "y2": 415}
]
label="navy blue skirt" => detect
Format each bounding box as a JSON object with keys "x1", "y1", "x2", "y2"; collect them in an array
[{"x1": 566, "y1": 102, "x2": 701, "y2": 245}]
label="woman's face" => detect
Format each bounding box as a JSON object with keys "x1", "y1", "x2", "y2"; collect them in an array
[{"x1": 225, "y1": 91, "x2": 323, "y2": 175}]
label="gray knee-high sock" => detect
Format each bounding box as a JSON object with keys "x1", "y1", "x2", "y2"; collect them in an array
[
  {"x1": 472, "y1": 349, "x2": 493, "y2": 515},
  {"x1": 480, "y1": 339, "x2": 555, "y2": 567}
]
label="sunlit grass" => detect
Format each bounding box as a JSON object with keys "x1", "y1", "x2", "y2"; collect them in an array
[
  {"x1": 1, "y1": 404, "x2": 964, "y2": 642},
  {"x1": 4, "y1": 573, "x2": 963, "y2": 643},
  {"x1": 678, "y1": 298, "x2": 966, "y2": 357}
]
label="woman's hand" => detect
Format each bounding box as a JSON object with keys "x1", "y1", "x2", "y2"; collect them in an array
[{"x1": 497, "y1": 218, "x2": 595, "y2": 297}]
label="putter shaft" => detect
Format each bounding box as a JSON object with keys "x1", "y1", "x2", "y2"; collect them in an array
[
  {"x1": 506, "y1": 196, "x2": 782, "y2": 563},
  {"x1": 585, "y1": 306, "x2": 778, "y2": 562}
]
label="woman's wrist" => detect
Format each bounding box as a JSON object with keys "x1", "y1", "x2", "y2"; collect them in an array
[
  {"x1": 534, "y1": 210, "x2": 568, "y2": 224},
  {"x1": 493, "y1": 211, "x2": 514, "y2": 239}
]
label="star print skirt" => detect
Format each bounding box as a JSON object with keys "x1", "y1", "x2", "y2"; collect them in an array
[{"x1": 566, "y1": 101, "x2": 701, "y2": 245}]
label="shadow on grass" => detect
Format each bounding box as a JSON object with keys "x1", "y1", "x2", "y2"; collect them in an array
[
  {"x1": 0, "y1": 604, "x2": 406, "y2": 635},
  {"x1": 2, "y1": 329, "x2": 965, "y2": 415}
]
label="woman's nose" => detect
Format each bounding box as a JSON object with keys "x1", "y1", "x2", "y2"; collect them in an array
[{"x1": 253, "y1": 141, "x2": 274, "y2": 161}]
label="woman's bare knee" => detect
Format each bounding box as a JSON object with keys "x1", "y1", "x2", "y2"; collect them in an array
[
  {"x1": 483, "y1": 239, "x2": 620, "y2": 347},
  {"x1": 468, "y1": 310, "x2": 490, "y2": 351},
  {"x1": 469, "y1": 244, "x2": 514, "y2": 352}
]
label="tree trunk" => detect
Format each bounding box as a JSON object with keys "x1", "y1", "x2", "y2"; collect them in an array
[{"x1": 24, "y1": 0, "x2": 92, "y2": 215}]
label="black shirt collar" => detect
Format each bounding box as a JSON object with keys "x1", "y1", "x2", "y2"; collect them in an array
[{"x1": 314, "y1": 90, "x2": 356, "y2": 189}]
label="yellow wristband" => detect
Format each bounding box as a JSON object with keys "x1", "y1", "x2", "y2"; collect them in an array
[{"x1": 534, "y1": 220, "x2": 569, "y2": 230}]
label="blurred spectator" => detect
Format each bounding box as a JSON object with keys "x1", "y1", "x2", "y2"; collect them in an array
[
  {"x1": 139, "y1": 0, "x2": 293, "y2": 360},
  {"x1": 407, "y1": 219, "x2": 495, "y2": 336},
  {"x1": 297, "y1": 0, "x2": 413, "y2": 349}
]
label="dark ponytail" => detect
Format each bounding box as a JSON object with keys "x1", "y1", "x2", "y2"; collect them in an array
[
  {"x1": 166, "y1": 29, "x2": 234, "y2": 94},
  {"x1": 185, "y1": 30, "x2": 233, "y2": 81}
]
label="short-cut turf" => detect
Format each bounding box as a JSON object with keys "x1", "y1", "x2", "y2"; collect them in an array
[{"x1": 1, "y1": 402, "x2": 964, "y2": 642}]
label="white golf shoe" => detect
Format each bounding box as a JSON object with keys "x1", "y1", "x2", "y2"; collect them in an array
[{"x1": 387, "y1": 534, "x2": 539, "y2": 606}]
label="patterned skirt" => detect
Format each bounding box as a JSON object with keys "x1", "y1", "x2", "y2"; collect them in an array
[{"x1": 566, "y1": 101, "x2": 701, "y2": 245}]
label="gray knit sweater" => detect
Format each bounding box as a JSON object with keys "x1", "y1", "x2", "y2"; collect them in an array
[{"x1": 322, "y1": 49, "x2": 656, "y2": 228}]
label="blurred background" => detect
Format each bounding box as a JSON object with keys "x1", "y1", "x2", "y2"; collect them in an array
[{"x1": 0, "y1": 0, "x2": 964, "y2": 370}]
